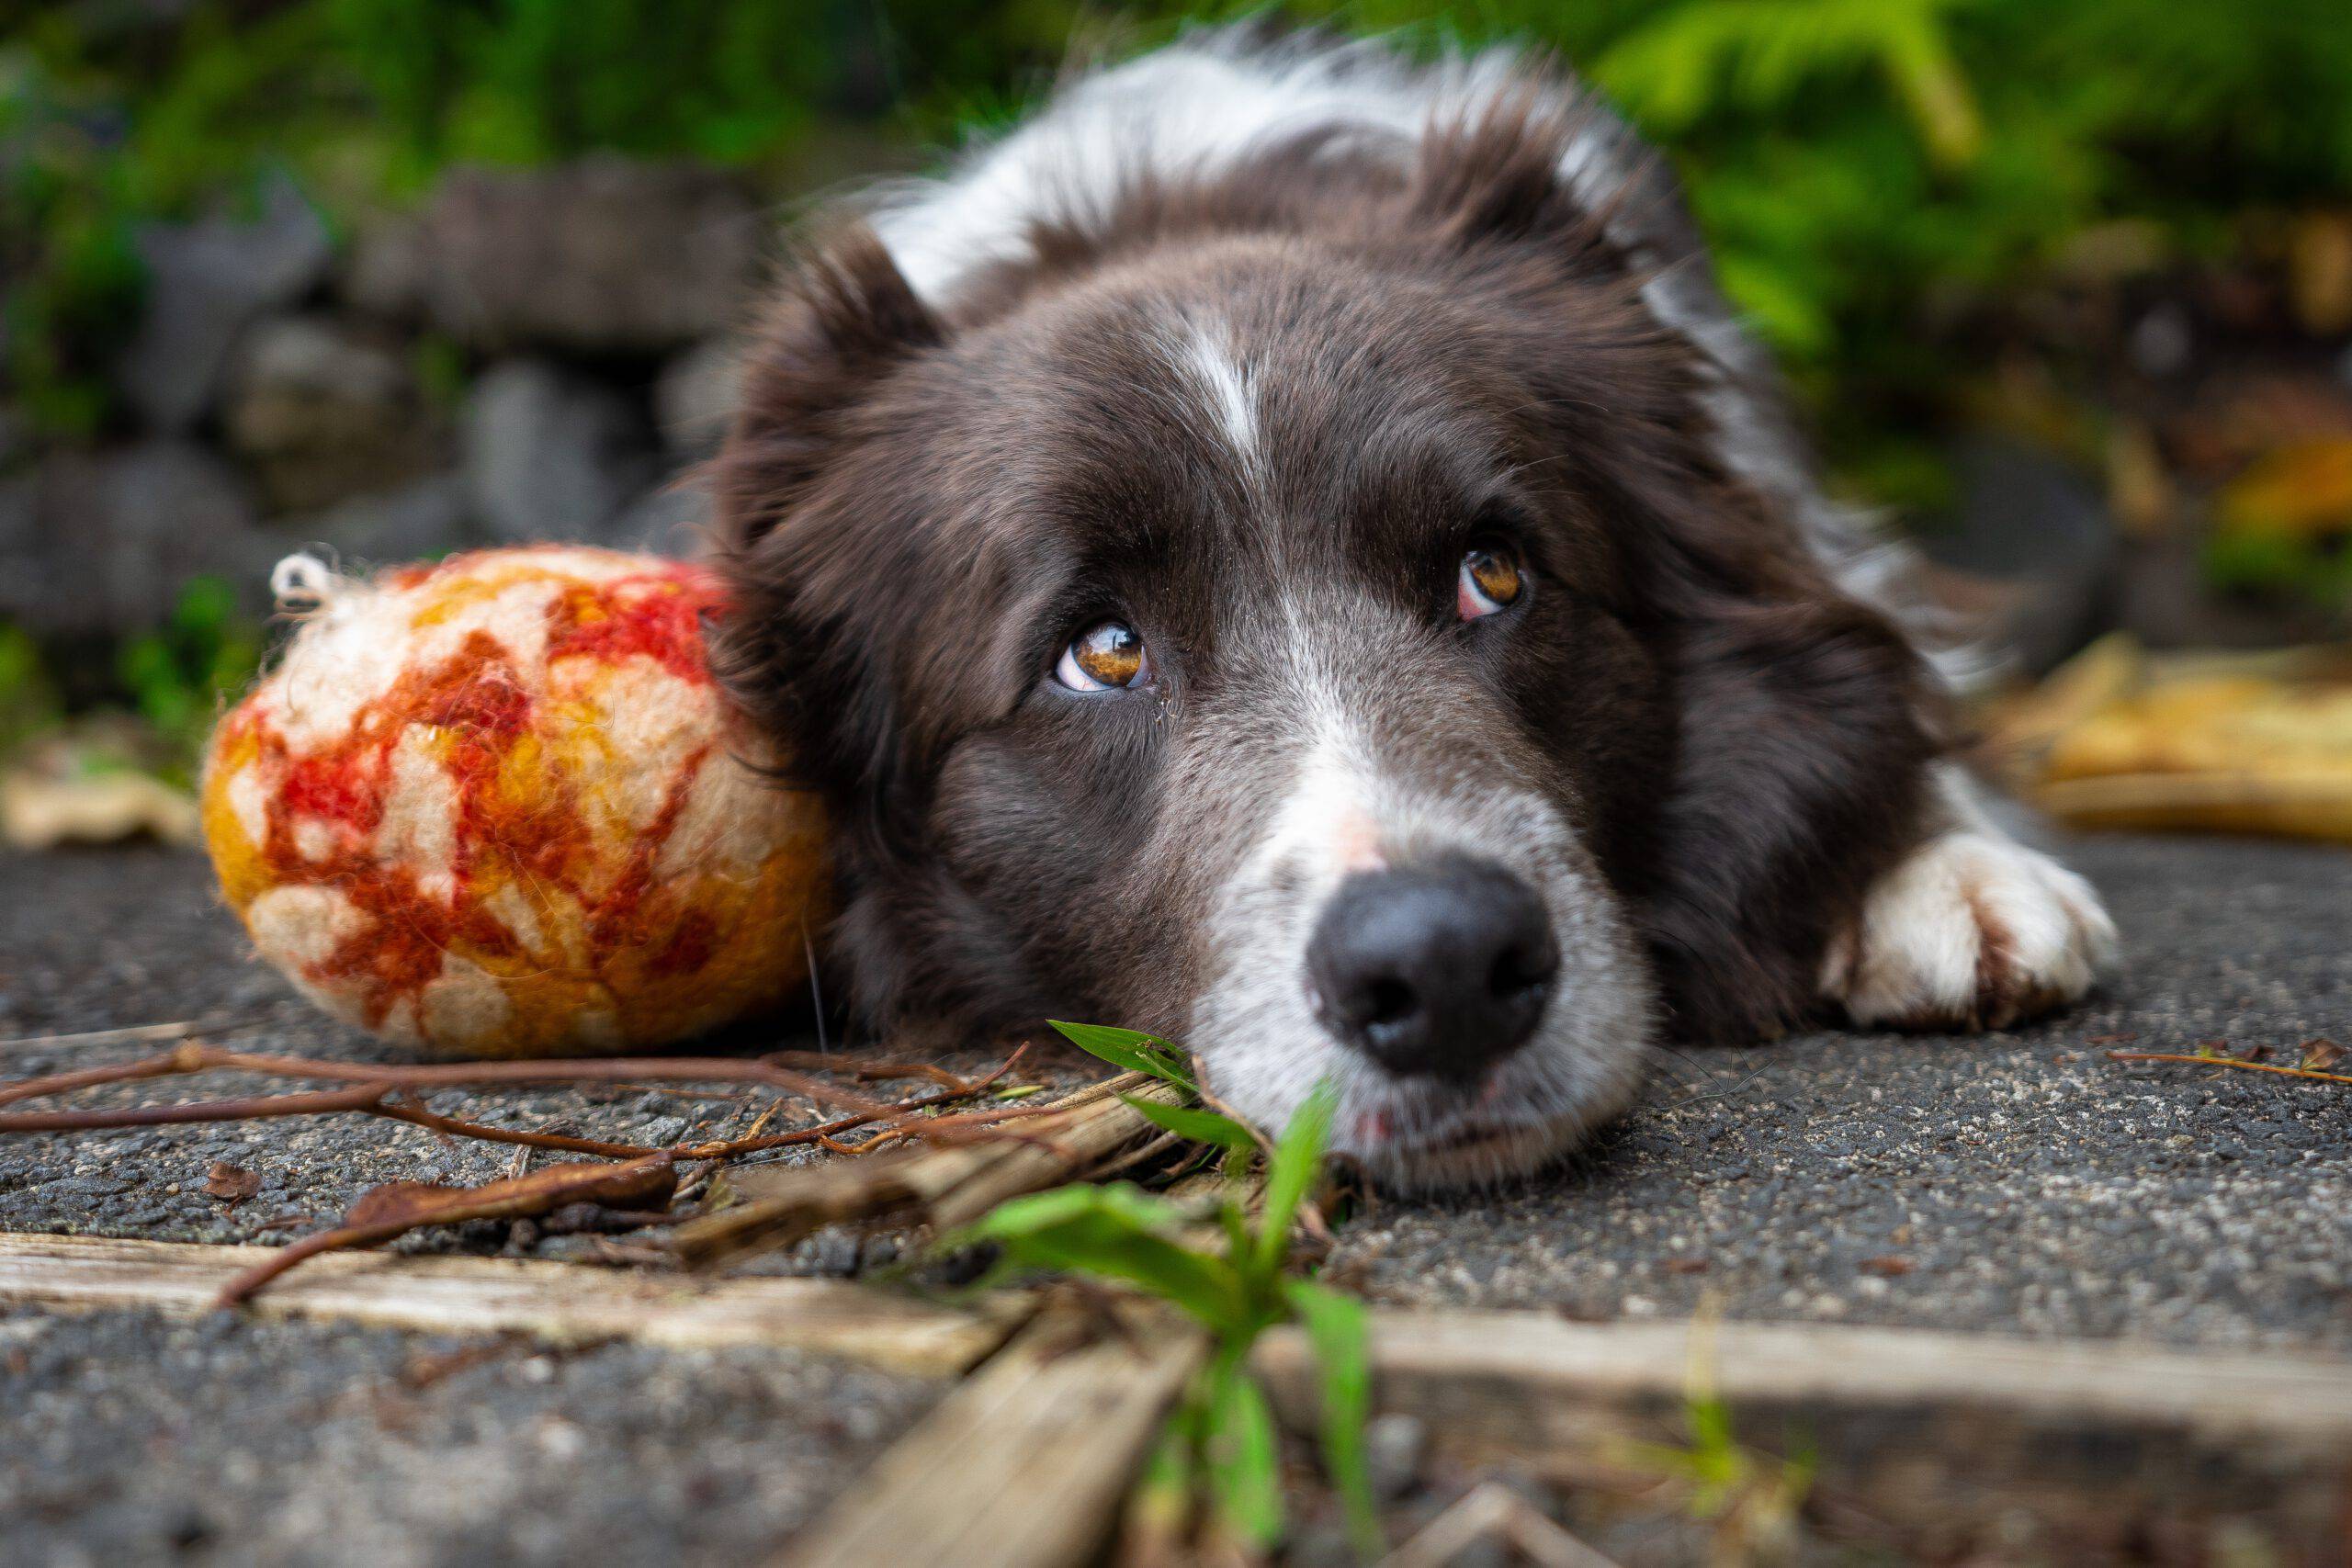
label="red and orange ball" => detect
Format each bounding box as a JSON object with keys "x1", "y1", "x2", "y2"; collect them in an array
[{"x1": 201, "y1": 547, "x2": 828, "y2": 1057}]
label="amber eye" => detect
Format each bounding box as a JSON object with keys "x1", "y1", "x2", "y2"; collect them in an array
[
  {"x1": 1056, "y1": 620, "x2": 1150, "y2": 691},
  {"x1": 1458, "y1": 543, "x2": 1524, "y2": 620}
]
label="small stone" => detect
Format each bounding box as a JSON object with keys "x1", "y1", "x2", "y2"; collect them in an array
[
  {"x1": 1364, "y1": 1412, "x2": 1428, "y2": 1499},
  {"x1": 222, "y1": 315, "x2": 442, "y2": 512},
  {"x1": 654, "y1": 340, "x2": 743, "y2": 455},
  {"x1": 461, "y1": 361, "x2": 651, "y2": 543}
]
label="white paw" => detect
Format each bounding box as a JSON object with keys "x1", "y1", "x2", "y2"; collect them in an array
[{"x1": 1821, "y1": 832, "x2": 2118, "y2": 1032}]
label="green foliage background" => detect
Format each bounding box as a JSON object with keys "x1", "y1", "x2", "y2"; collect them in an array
[{"x1": 7, "y1": 0, "x2": 2352, "y2": 483}]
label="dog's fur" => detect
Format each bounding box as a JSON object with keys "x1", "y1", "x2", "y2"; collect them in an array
[{"x1": 708, "y1": 28, "x2": 2117, "y2": 1188}]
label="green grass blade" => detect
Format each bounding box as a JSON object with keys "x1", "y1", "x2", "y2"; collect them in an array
[
  {"x1": 956, "y1": 1182, "x2": 1247, "y2": 1327},
  {"x1": 1047, "y1": 1021, "x2": 1195, "y2": 1089},
  {"x1": 1253, "y1": 1081, "x2": 1338, "y2": 1277},
  {"x1": 1120, "y1": 1095, "x2": 1257, "y2": 1151},
  {"x1": 1203, "y1": 1361, "x2": 1283, "y2": 1550},
  {"x1": 1284, "y1": 1278, "x2": 1383, "y2": 1559}
]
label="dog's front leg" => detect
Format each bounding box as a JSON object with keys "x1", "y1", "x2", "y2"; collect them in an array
[{"x1": 1818, "y1": 763, "x2": 2118, "y2": 1031}]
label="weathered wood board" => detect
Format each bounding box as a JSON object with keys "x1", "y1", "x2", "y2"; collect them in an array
[
  {"x1": 0, "y1": 1231, "x2": 1020, "y2": 1376},
  {"x1": 781, "y1": 1310, "x2": 1207, "y2": 1568}
]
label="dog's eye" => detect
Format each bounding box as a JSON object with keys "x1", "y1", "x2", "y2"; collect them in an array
[
  {"x1": 1056, "y1": 620, "x2": 1150, "y2": 691},
  {"x1": 1457, "y1": 543, "x2": 1524, "y2": 620}
]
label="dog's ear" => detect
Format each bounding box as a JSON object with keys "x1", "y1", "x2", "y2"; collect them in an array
[
  {"x1": 706, "y1": 225, "x2": 941, "y2": 800},
  {"x1": 1622, "y1": 466, "x2": 1939, "y2": 1043},
  {"x1": 710, "y1": 224, "x2": 942, "y2": 551},
  {"x1": 1405, "y1": 85, "x2": 1632, "y2": 265}
]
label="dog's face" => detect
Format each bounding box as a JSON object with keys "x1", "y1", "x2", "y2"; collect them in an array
[{"x1": 714, "y1": 123, "x2": 1931, "y2": 1188}]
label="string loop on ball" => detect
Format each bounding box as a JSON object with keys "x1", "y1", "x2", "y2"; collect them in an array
[{"x1": 270, "y1": 552, "x2": 345, "y2": 618}]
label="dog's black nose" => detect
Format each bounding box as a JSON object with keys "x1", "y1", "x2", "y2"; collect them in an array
[{"x1": 1306, "y1": 856, "x2": 1558, "y2": 1080}]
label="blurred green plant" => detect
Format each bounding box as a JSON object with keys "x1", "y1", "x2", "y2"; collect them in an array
[
  {"x1": 114, "y1": 577, "x2": 263, "y2": 783},
  {"x1": 9, "y1": 0, "x2": 2352, "y2": 559},
  {"x1": 956, "y1": 1021, "x2": 1382, "y2": 1559},
  {"x1": 10, "y1": 0, "x2": 2352, "y2": 450},
  {"x1": 0, "y1": 623, "x2": 63, "y2": 759}
]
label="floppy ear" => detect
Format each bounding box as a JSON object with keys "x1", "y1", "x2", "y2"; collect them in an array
[
  {"x1": 1628, "y1": 474, "x2": 1939, "y2": 1043},
  {"x1": 705, "y1": 225, "x2": 941, "y2": 796},
  {"x1": 710, "y1": 225, "x2": 941, "y2": 551}
]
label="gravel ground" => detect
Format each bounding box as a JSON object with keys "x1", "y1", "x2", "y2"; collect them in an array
[
  {"x1": 0, "y1": 836, "x2": 2346, "y2": 1566},
  {"x1": 0, "y1": 1303, "x2": 937, "y2": 1568}
]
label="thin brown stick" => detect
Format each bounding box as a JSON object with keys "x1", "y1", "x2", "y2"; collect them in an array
[
  {"x1": 368, "y1": 1098, "x2": 666, "y2": 1158},
  {"x1": 0, "y1": 1042, "x2": 894, "y2": 1116},
  {"x1": 215, "y1": 1156, "x2": 676, "y2": 1308},
  {"x1": 2108, "y1": 1050, "x2": 2352, "y2": 1086},
  {"x1": 0, "y1": 1085, "x2": 395, "y2": 1131},
  {"x1": 761, "y1": 1051, "x2": 993, "y2": 1089},
  {"x1": 2, "y1": 1049, "x2": 1033, "y2": 1159},
  {"x1": 0, "y1": 1051, "x2": 198, "y2": 1108},
  {"x1": 838, "y1": 1098, "x2": 1068, "y2": 1154},
  {"x1": 0, "y1": 1021, "x2": 198, "y2": 1054}
]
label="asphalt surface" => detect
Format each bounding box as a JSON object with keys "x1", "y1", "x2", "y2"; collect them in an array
[
  {"x1": 1329, "y1": 834, "x2": 2352, "y2": 1350},
  {"x1": 0, "y1": 1303, "x2": 935, "y2": 1568},
  {"x1": 0, "y1": 836, "x2": 2347, "y2": 1563}
]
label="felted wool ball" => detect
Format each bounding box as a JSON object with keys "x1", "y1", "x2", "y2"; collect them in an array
[{"x1": 201, "y1": 547, "x2": 828, "y2": 1057}]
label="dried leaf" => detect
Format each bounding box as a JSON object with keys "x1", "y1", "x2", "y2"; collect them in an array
[
  {"x1": 1991, "y1": 637, "x2": 2352, "y2": 844},
  {"x1": 2303, "y1": 1038, "x2": 2346, "y2": 1071},
  {"x1": 0, "y1": 770, "x2": 199, "y2": 849},
  {"x1": 2217, "y1": 438, "x2": 2352, "y2": 543},
  {"x1": 203, "y1": 1161, "x2": 261, "y2": 1206},
  {"x1": 1662, "y1": 1257, "x2": 1712, "y2": 1275},
  {"x1": 1858, "y1": 1256, "x2": 1915, "y2": 1277}
]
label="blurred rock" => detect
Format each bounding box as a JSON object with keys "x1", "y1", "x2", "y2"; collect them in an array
[
  {"x1": 653, "y1": 339, "x2": 743, "y2": 455},
  {"x1": 222, "y1": 315, "x2": 442, "y2": 512},
  {"x1": 115, "y1": 173, "x2": 334, "y2": 434},
  {"x1": 0, "y1": 442, "x2": 265, "y2": 635},
  {"x1": 395, "y1": 159, "x2": 762, "y2": 354},
  {"x1": 1364, "y1": 1412, "x2": 1429, "y2": 1500},
  {"x1": 339, "y1": 211, "x2": 430, "y2": 320},
  {"x1": 462, "y1": 361, "x2": 651, "y2": 543},
  {"x1": 276, "y1": 475, "x2": 479, "y2": 569},
  {"x1": 607, "y1": 480, "x2": 711, "y2": 555}
]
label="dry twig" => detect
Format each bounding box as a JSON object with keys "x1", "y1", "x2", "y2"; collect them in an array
[
  {"x1": 215, "y1": 1157, "x2": 678, "y2": 1308},
  {"x1": 2107, "y1": 1049, "x2": 2352, "y2": 1086},
  {"x1": 0, "y1": 1042, "x2": 897, "y2": 1115}
]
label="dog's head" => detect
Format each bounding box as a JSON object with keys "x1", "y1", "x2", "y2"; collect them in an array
[{"x1": 711, "y1": 109, "x2": 1931, "y2": 1188}]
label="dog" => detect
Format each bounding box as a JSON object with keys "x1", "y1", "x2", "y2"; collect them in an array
[{"x1": 707, "y1": 28, "x2": 2118, "y2": 1190}]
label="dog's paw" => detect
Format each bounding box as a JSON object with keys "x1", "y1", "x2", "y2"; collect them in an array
[{"x1": 1821, "y1": 832, "x2": 2117, "y2": 1032}]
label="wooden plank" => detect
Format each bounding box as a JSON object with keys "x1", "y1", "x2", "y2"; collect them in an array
[
  {"x1": 0, "y1": 1231, "x2": 1020, "y2": 1376},
  {"x1": 783, "y1": 1310, "x2": 1207, "y2": 1568},
  {"x1": 1255, "y1": 1311, "x2": 2352, "y2": 1551}
]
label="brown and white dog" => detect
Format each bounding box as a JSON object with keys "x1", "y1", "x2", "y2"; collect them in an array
[{"x1": 708, "y1": 28, "x2": 2118, "y2": 1190}]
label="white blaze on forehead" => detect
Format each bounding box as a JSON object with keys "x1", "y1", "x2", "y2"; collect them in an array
[{"x1": 1167, "y1": 321, "x2": 1262, "y2": 479}]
